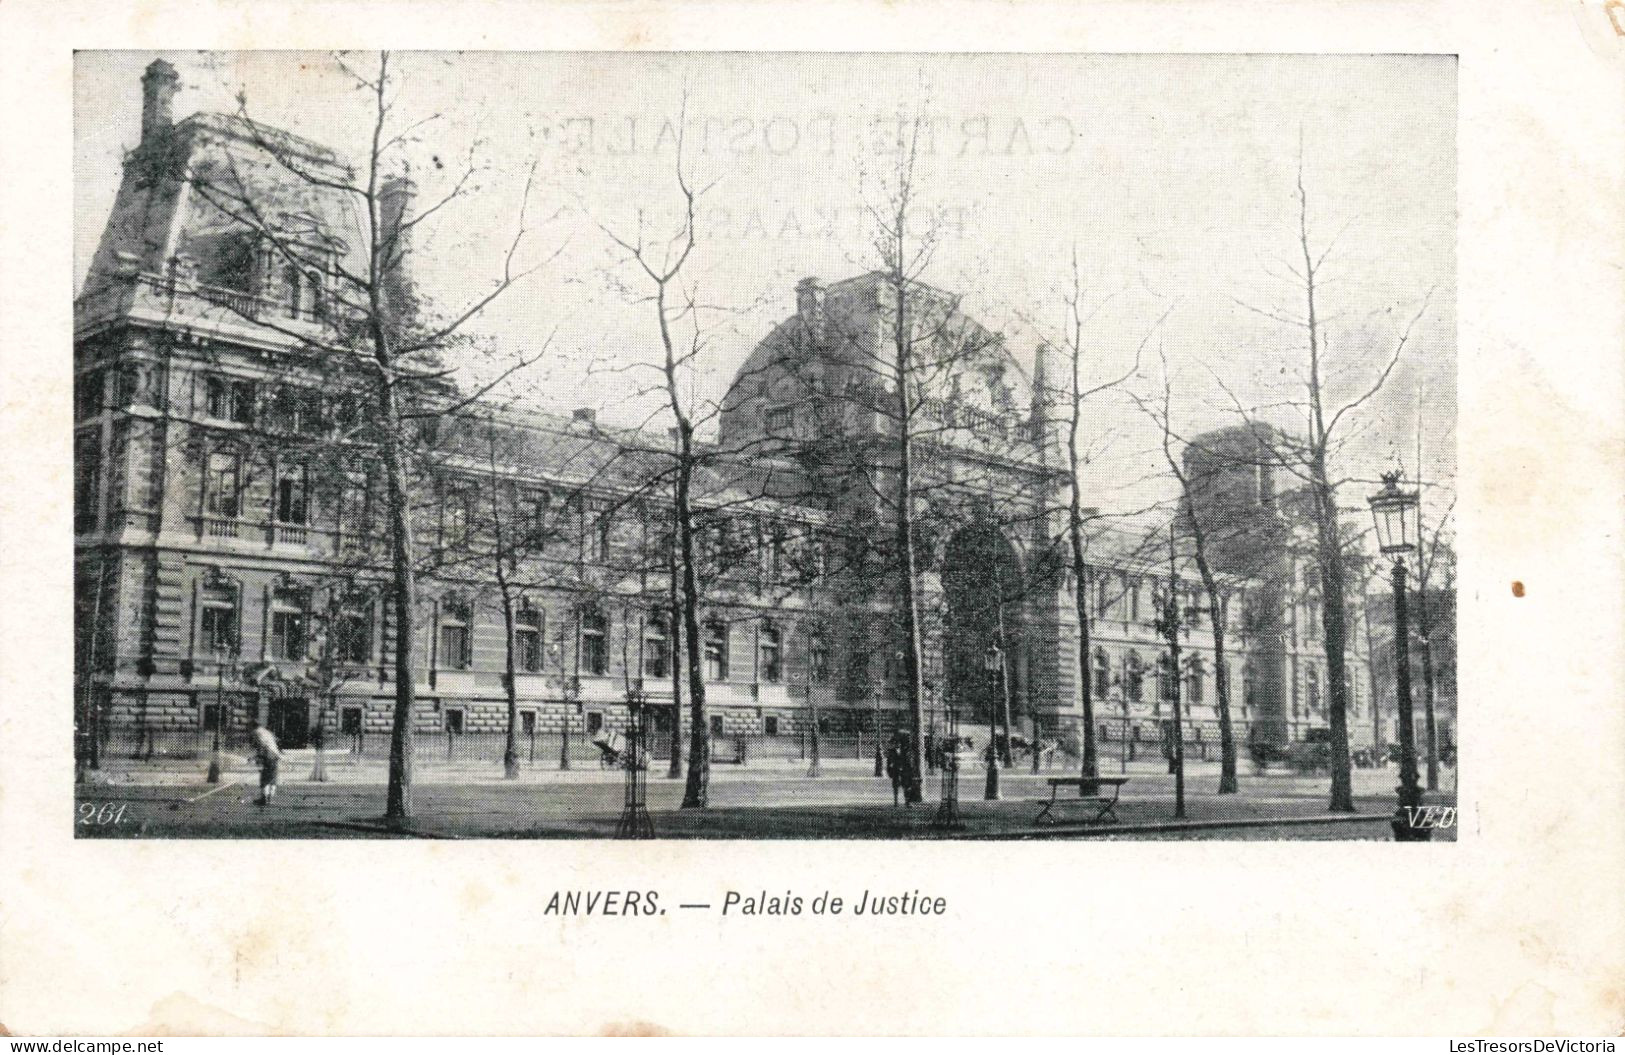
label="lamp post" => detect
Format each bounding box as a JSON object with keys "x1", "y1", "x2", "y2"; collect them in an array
[
  {"x1": 1152, "y1": 524, "x2": 1199, "y2": 820},
  {"x1": 616, "y1": 684, "x2": 654, "y2": 838},
  {"x1": 1368, "y1": 471, "x2": 1430, "y2": 842},
  {"x1": 932, "y1": 694, "x2": 963, "y2": 830},
  {"x1": 201, "y1": 566, "x2": 242, "y2": 784},
  {"x1": 207, "y1": 636, "x2": 235, "y2": 783},
  {"x1": 873, "y1": 683, "x2": 885, "y2": 778},
  {"x1": 983, "y1": 642, "x2": 1006, "y2": 800},
  {"x1": 924, "y1": 678, "x2": 937, "y2": 774}
]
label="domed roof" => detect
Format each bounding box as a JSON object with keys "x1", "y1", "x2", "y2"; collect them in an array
[{"x1": 722, "y1": 272, "x2": 1035, "y2": 428}]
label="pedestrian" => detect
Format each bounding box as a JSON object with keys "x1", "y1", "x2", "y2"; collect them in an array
[
  {"x1": 250, "y1": 718, "x2": 281, "y2": 807},
  {"x1": 884, "y1": 730, "x2": 907, "y2": 807}
]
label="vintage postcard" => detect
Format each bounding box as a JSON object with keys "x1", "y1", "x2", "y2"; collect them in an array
[{"x1": 2, "y1": 0, "x2": 1622, "y2": 1039}]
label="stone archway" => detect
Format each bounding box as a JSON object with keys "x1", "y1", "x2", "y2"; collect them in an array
[{"x1": 941, "y1": 523, "x2": 1025, "y2": 732}]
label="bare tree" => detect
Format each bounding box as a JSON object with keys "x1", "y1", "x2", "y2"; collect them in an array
[
  {"x1": 596, "y1": 140, "x2": 716, "y2": 809},
  {"x1": 1218, "y1": 145, "x2": 1433, "y2": 812},
  {"x1": 1132, "y1": 345, "x2": 1244, "y2": 793},
  {"x1": 1412, "y1": 504, "x2": 1455, "y2": 791},
  {"x1": 175, "y1": 52, "x2": 553, "y2": 823},
  {"x1": 1046, "y1": 250, "x2": 1161, "y2": 789}
]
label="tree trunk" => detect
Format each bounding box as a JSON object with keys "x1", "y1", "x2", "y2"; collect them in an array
[
  {"x1": 1067, "y1": 503, "x2": 1098, "y2": 788},
  {"x1": 675, "y1": 421, "x2": 710, "y2": 809},
  {"x1": 501, "y1": 586, "x2": 520, "y2": 779},
  {"x1": 888, "y1": 273, "x2": 926, "y2": 805},
  {"x1": 1192, "y1": 556, "x2": 1238, "y2": 794},
  {"x1": 1363, "y1": 593, "x2": 1385, "y2": 759},
  {"x1": 667, "y1": 532, "x2": 683, "y2": 779},
  {"x1": 1313, "y1": 466, "x2": 1356, "y2": 812},
  {"x1": 378, "y1": 379, "x2": 418, "y2": 825}
]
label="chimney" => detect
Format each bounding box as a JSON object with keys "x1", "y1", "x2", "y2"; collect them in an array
[
  {"x1": 378, "y1": 170, "x2": 418, "y2": 332},
  {"x1": 795, "y1": 277, "x2": 825, "y2": 330},
  {"x1": 1029, "y1": 341, "x2": 1055, "y2": 449},
  {"x1": 140, "y1": 59, "x2": 180, "y2": 146},
  {"x1": 573, "y1": 408, "x2": 597, "y2": 426}
]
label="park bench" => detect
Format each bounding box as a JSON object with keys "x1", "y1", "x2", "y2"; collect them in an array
[{"x1": 1033, "y1": 776, "x2": 1129, "y2": 826}]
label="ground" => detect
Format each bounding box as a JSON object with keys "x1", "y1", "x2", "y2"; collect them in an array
[{"x1": 75, "y1": 753, "x2": 1460, "y2": 841}]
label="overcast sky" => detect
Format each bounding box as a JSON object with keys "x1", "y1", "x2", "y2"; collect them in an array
[{"x1": 76, "y1": 51, "x2": 1456, "y2": 528}]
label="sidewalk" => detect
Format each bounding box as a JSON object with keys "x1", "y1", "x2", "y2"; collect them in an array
[{"x1": 77, "y1": 762, "x2": 1458, "y2": 841}]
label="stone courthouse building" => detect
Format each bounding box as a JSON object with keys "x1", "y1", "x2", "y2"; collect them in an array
[{"x1": 74, "y1": 61, "x2": 1372, "y2": 760}]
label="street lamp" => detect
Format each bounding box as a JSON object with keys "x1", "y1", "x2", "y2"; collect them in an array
[
  {"x1": 207, "y1": 632, "x2": 236, "y2": 783},
  {"x1": 1368, "y1": 471, "x2": 1430, "y2": 842},
  {"x1": 201, "y1": 566, "x2": 242, "y2": 784},
  {"x1": 1152, "y1": 528, "x2": 1200, "y2": 820},
  {"x1": 983, "y1": 642, "x2": 1005, "y2": 800}
]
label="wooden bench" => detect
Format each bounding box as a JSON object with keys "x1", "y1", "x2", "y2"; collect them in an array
[{"x1": 1034, "y1": 776, "x2": 1129, "y2": 826}]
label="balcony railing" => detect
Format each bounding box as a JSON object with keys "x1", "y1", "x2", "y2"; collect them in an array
[{"x1": 76, "y1": 271, "x2": 339, "y2": 333}]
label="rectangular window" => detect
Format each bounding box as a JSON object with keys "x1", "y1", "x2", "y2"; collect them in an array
[
  {"x1": 204, "y1": 452, "x2": 240, "y2": 518},
  {"x1": 765, "y1": 406, "x2": 794, "y2": 435},
  {"x1": 850, "y1": 649, "x2": 870, "y2": 687},
  {"x1": 200, "y1": 603, "x2": 237, "y2": 655},
  {"x1": 270, "y1": 609, "x2": 307, "y2": 661},
  {"x1": 590, "y1": 506, "x2": 612, "y2": 563},
  {"x1": 201, "y1": 702, "x2": 224, "y2": 732},
  {"x1": 709, "y1": 714, "x2": 724, "y2": 736},
  {"x1": 275, "y1": 463, "x2": 309, "y2": 524},
  {"x1": 580, "y1": 611, "x2": 608, "y2": 676},
  {"x1": 443, "y1": 708, "x2": 465, "y2": 734},
  {"x1": 337, "y1": 610, "x2": 371, "y2": 664},
  {"x1": 586, "y1": 711, "x2": 604, "y2": 735},
  {"x1": 205, "y1": 377, "x2": 255, "y2": 424},
  {"x1": 439, "y1": 622, "x2": 471, "y2": 671},
  {"x1": 520, "y1": 710, "x2": 537, "y2": 735},
  {"x1": 441, "y1": 487, "x2": 471, "y2": 549},
  {"x1": 758, "y1": 624, "x2": 782, "y2": 682},
  {"x1": 809, "y1": 631, "x2": 829, "y2": 684},
  {"x1": 764, "y1": 715, "x2": 779, "y2": 736},
  {"x1": 526, "y1": 490, "x2": 553, "y2": 545},
  {"x1": 75, "y1": 433, "x2": 101, "y2": 533},
  {"x1": 644, "y1": 616, "x2": 671, "y2": 680},
  {"x1": 340, "y1": 706, "x2": 363, "y2": 735},
  {"x1": 340, "y1": 475, "x2": 370, "y2": 534},
  {"x1": 516, "y1": 608, "x2": 544, "y2": 674},
  {"x1": 75, "y1": 368, "x2": 105, "y2": 420},
  {"x1": 703, "y1": 620, "x2": 729, "y2": 682}
]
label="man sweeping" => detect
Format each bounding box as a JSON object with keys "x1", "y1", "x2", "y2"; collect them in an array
[{"x1": 250, "y1": 718, "x2": 281, "y2": 807}]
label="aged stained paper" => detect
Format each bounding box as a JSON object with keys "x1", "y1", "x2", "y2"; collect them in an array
[{"x1": 2, "y1": 0, "x2": 1623, "y2": 1037}]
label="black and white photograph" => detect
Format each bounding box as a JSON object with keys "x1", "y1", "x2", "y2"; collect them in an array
[
  {"x1": 71, "y1": 50, "x2": 1459, "y2": 841},
  {"x1": 5, "y1": 0, "x2": 1624, "y2": 1039}
]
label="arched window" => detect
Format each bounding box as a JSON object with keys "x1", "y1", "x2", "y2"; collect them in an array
[
  {"x1": 306, "y1": 269, "x2": 325, "y2": 319},
  {"x1": 1092, "y1": 648, "x2": 1109, "y2": 699},
  {"x1": 1124, "y1": 652, "x2": 1144, "y2": 703}
]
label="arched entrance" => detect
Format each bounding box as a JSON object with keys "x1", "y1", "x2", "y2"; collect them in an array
[{"x1": 941, "y1": 523, "x2": 1025, "y2": 732}]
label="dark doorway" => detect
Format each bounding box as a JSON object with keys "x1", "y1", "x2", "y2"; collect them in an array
[{"x1": 268, "y1": 697, "x2": 310, "y2": 749}]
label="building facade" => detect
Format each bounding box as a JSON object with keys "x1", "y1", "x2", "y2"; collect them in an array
[{"x1": 74, "y1": 61, "x2": 1373, "y2": 761}]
